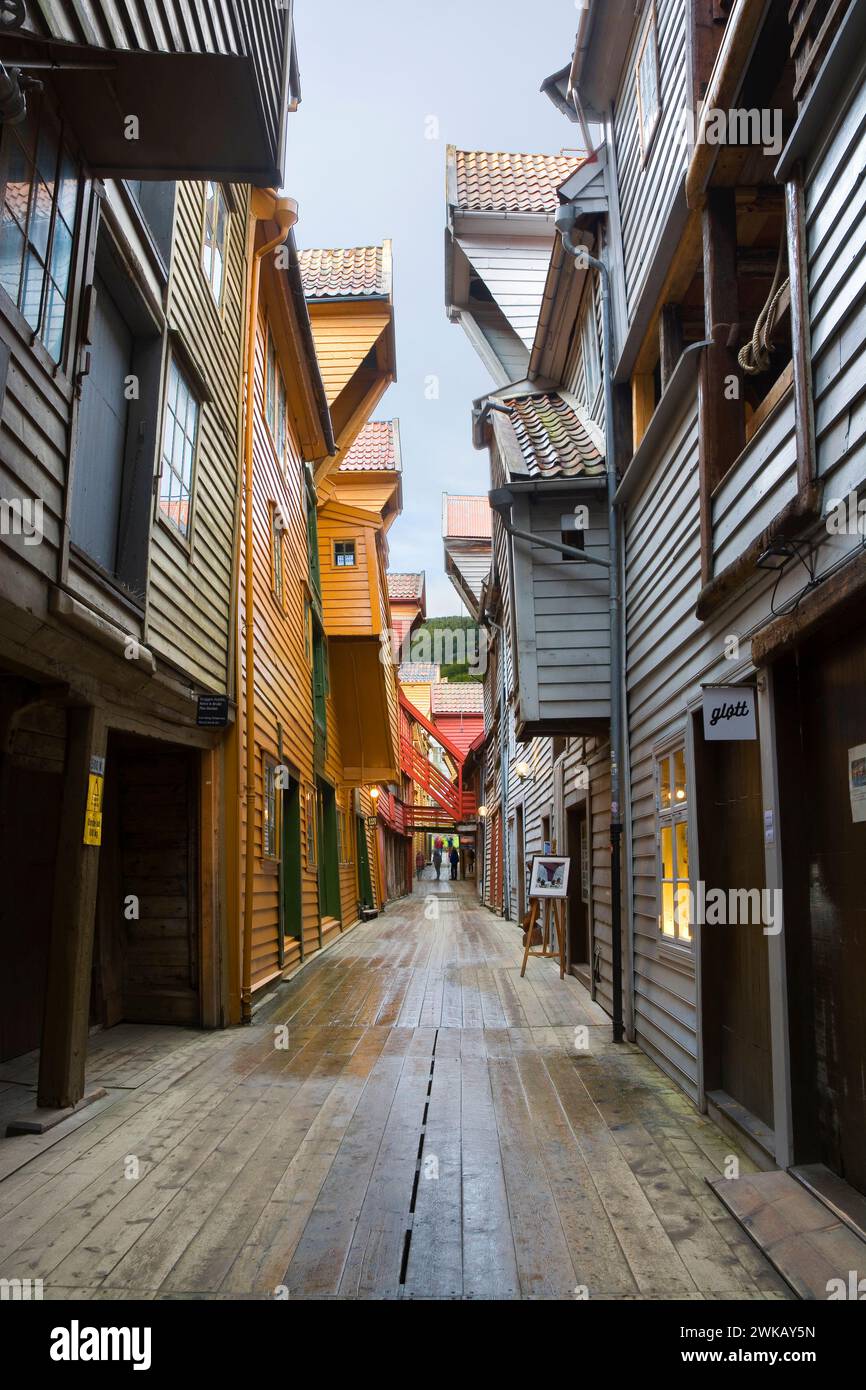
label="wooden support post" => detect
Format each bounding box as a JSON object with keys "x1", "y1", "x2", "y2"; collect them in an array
[
  {"x1": 659, "y1": 304, "x2": 684, "y2": 391},
  {"x1": 37, "y1": 705, "x2": 107, "y2": 1111},
  {"x1": 631, "y1": 373, "x2": 656, "y2": 453},
  {"x1": 699, "y1": 187, "x2": 744, "y2": 583}
]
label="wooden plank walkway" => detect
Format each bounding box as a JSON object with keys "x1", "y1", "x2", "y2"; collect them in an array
[{"x1": 0, "y1": 882, "x2": 791, "y2": 1300}]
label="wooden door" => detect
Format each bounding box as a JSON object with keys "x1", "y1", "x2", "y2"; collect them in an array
[
  {"x1": 71, "y1": 272, "x2": 133, "y2": 573},
  {"x1": 515, "y1": 803, "x2": 525, "y2": 918},
  {"x1": 280, "y1": 779, "x2": 302, "y2": 944},
  {"x1": 567, "y1": 804, "x2": 590, "y2": 971},
  {"x1": 98, "y1": 739, "x2": 200, "y2": 1026},
  {"x1": 787, "y1": 624, "x2": 866, "y2": 1192},
  {"x1": 696, "y1": 724, "x2": 773, "y2": 1127}
]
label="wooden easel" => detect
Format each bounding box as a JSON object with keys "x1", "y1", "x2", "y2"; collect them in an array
[{"x1": 520, "y1": 895, "x2": 565, "y2": 980}]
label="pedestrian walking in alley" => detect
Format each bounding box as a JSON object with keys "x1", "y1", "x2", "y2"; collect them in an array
[
  {"x1": 415, "y1": 850, "x2": 425, "y2": 879},
  {"x1": 449, "y1": 846, "x2": 459, "y2": 880},
  {"x1": 432, "y1": 848, "x2": 442, "y2": 880}
]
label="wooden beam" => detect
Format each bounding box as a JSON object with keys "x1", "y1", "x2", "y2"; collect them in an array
[
  {"x1": 659, "y1": 304, "x2": 684, "y2": 391},
  {"x1": 38, "y1": 705, "x2": 107, "y2": 1110},
  {"x1": 634, "y1": 207, "x2": 703, "y2": 374},
  {"x1": 632, "y1": 374, "x2": 656, "y2": 453},
  {"x1": 786, "y1": 173, "x2": 817, "y2": 489},
  {"x1": 699, "y1": 187, "x2": 745, "y2": 584}
]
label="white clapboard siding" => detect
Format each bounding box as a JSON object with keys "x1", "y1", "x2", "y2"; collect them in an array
[
  {"x1": 457, "y1": 235, "x2": 554, "y2": 348},
  {"x1": 513, "y1": 495, "x2": 611, "y2": 725},
  {"x1": 711, "y1": 396, "x2": 798, "y2": 575},
  {"x1": 469, "y1": 304, "x2": 531, "y2": 384},
  {"x1": 613, "y1": 0, "x2": 689, "y2": 325},
  {"x1": 805, "y1": 70, "x2": 866, "y2": 493}
]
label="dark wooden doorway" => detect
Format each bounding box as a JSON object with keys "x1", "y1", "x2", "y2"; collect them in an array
[
  {"x1": 92, "y1": 735, "x2": 200, "y2": 1028},
  {"x1": 515, "y1": 803, "x2": 526, "y2": 920},
  {"x1": 776, "y1": 621, "x2": 866, "y2": 1195},
  {"x1": 695, "y1": 714, "x2": 773, "y2": 1128},
  {"x1": 567, "y1": 803, "x2": 590, "y2": 982}
]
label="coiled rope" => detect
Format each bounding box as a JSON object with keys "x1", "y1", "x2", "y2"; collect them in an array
[{"x1": 738, "y1": 233, "x2": 789, "y2": 376}]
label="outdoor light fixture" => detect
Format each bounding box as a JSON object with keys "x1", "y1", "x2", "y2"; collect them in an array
[
  {"x1": 369, "y1": 786, "x2": 380, "y2": 800},
  {"x1": 514, "y1": 760, "x2": 532, "y2": 781},
  {"x1": 756, "y1": 540, "x2": 796, "y2": 571},
  {"x1": 477, "y1": 804, "x2": 489, "y2": 818}
]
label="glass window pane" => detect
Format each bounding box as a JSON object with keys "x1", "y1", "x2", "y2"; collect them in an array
[
  {"x1": 35, "y1": 120, "x2": 59, "y2": 186},
  {"x1": 675, "y1": 820, "x2": 689, "y2": 880},
  {"x1": 661, "y1": 882, "x2": 675, "y2": 938},
  {"x1": 20, "y1": 249, "x2": 45, "y2": 329},
  {"x1": 49, "y1": 216, "x2": 73, "y2": 297},
  {"x1": 27, "y1": 179, "x2": 53, "y2": 261},
  {"x1": 673, "y1": 748, "x2": 687, "y2": 804},
  {"x1": 57, "y1": 153, "x2": 78, "y2": 225},
  {"x1": 0, "y1": 211, "x2": 25, "y2": 302},
  {"x1": 42, "y1": 277, "x2": 66, "y2": 360},
  {"x1": 660, "y1": 824, "x2": 673, "y2": 880},
  {"x1": 659, "y1": 756, "x2": 671, "y2": 809},
  {"x1": 676, "y1": 883, "x2": 692, "y2": 942}
]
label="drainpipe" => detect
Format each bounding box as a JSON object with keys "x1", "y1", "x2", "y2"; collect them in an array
[
  {"x1": 240, "y1": 193, "x2": 298, "y2": 1024},
  {"x1": 554, "y1": 204, "x2": 625, "y2": 1044}
]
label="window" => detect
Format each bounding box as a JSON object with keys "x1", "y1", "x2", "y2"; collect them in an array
[
  {"x1": 305, "y1": 786, "x2": 318, "y2": 868},
  {"x1": 202, "y1": 182, "x2": 228, "y2": 304},
  {"x1": 560, "y1": 512, "x2": 586, "y2": 562},
  {"x1": 271, "y1": 503, "x2": 284, "y2": 602},
  {"x1": 339, "y1": 807, "x2": 355, "y2": 866},
  {"x1": 263, "y1": 757, "x2": 281, "y2": 860},
  {"x1": 158, "y1": 358, "x2": 200, "y2": 539},
  {"x1": 334, "y1": 539, "x2": 356, "y2": 568},
  {"x1": 581, "y1": 296, "x2": 601, "y2": 408},
  {"x1": 580, "y1": 818, "x2": 590, "y2": 905},
  {"x1": 0, "y1": 92, "x2": 80, "y2": 362},
  {"x1": 264, "y1": 325, "x2": 288, "y2": 465},
  {"x1": 305, "y1": 474, "x2": 321, "y2": 598},
  {"x1": 656, "y1": 746, "x2": 691, "y2": 943},
  {"x1": 635, "y1": 1, "x2": 662, "y2": 164}
]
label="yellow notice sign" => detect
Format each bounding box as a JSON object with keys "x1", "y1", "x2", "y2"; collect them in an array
[{"x1": 84, "y1": 773, "x2": 104, "y2": 846}]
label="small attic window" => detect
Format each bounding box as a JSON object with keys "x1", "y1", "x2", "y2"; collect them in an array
[
  {"x1": 469, "y1": 276, "x2": 494, "y2": 304},
  {"x1": 635, "y1": 1, "x2": 662, "y2": 165},
  {"x1": 334, "y1": 540, "x2": 356, "y2": 568},
  {"x1": 561, "y1": 512, "x2": 586, "y2": 562}
]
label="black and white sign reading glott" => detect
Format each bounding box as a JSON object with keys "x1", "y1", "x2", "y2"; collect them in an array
[{"x1": 702, "y1": 685, "x2": 757, "y2": 741}]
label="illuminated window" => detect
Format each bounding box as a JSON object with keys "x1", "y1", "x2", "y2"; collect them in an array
[
  {"x1": 656, "y1": 745, "x2": 690, "y2": 943},
  {"x1": 635, "y1": 1, "x2": 661, "y2": 164},
  {"x1": 202, "y1": 182, "x2": 228, "y2": 304}
]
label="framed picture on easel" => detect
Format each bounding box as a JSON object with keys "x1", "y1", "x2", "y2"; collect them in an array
[{"x1": 529, "y1": 855, "x2": 570, "y2": 899}]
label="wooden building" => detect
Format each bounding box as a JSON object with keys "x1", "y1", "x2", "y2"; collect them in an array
[
  {"x1": 387, "y1": 570, "x2": 426, "y2": 660},
  {"x1": 0, "y1": 3, "x2": 297, "y2": 1114},
  {"x1": 531, "y1": 0, "x2": 866, "y2": 1210}
]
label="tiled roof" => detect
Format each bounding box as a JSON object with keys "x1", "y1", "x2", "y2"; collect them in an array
[
  {"x1": 341, "y1": 421, "x2": 400, "y2": 472},
  {"x1": 443, "y1": 495, "x2": 492, "y2": 540},
  {"x1": 454, "y1": 150, "x2": 581, "y2": 215},
  {"x1": 298, "y1": 244, "x2": 388, "y2": 299},
  {"x1": 503, "y1": 392, "x2": 605, "y2": 479},
  {"x1": 431, "y1": 683, "x2": 485, "y2": 714},
  {"x1": 399, "y1": 663, "x2": 440, "y2": 684},
  {"x1": 388, "y1": 572, "x2": 424, "y2": 602}
]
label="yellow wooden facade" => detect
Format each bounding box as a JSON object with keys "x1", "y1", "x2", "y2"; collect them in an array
[{"x1": 227, "y1": 234, "x2": 402, "y2": 1018}]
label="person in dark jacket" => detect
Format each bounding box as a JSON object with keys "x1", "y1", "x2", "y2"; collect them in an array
[
  {"x1": 449, "y1": 846, "x2": 459, "y2": 880},
  {"x1": 432, "y1": 849, "x2": 442, "y2": 880}
]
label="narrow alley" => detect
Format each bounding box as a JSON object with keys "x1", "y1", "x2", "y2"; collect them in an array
[{"x1": 0, "y1": 882, "x2": 788, "y2": 1301}]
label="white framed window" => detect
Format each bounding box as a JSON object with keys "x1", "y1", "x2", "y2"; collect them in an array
[
  {"x1": 581, "y1": 294, "x2": 601, "y2": 408},
  {"x1": 264, "y1": 325, "x2": 288, "y2": 466},
  {"x1": 305, "y1": 786, "x2": 318, "y2": 869},
  {"x1": 202, "y1": 181, "x2": 228, "y2": 305},
  {"x1": 635, "y1": 1, "x2": 662, "y2": 165},
  {"x1": 158, "y1": 357, "x2": 200, "y2": 540},
  {"x1": 655, "y1": 745, "x2": 691, "y2": 943},
  {"x1": 271, "y1": 503, "x2": 284, "y2": 603},
  {"x1": 263, "y1": 756, "x2": 280, "y2": 860}
]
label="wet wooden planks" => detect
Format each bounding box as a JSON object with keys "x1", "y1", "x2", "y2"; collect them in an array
[{"x1": 0, "y1": 882, "x2": 791, "y2": 1300}]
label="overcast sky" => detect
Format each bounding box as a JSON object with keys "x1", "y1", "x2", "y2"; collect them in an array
[{"x1": 288, "y1": 0, "x2": 578, "y2": 615}]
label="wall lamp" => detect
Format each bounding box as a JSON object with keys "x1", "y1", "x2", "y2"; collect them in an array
[{"x1": 477, "y1": 804, "x2": 489, "y2": 818}]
